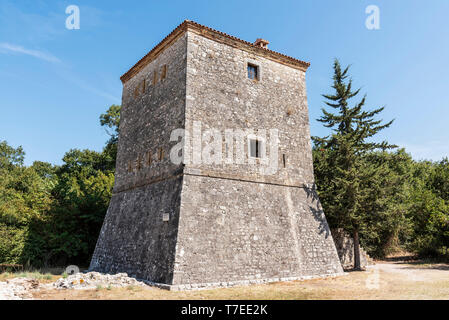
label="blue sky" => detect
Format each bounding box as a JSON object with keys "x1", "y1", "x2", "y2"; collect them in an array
[{"x1": 1, "y1": 0, "x2": 448, "y2": 165}]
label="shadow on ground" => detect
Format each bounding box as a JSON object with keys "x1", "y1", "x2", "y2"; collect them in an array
[{"x1": 396, "y1": 261, "x2": 449, "y2": 271}]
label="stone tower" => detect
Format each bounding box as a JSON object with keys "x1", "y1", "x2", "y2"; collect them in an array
[{"x1": 89, "y1": 20, "x2": 344, "y2": 290}]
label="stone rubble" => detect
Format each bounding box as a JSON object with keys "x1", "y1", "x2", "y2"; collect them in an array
[
  {"x1": 52, "y1": 272, "x2": 148, "y2": 290},
  {"x1": 0, "y1": 278, "x2": 39, "y2": 300},
  {"x1": 0, "y1": 272, "x2": 149, "y2": 299}
]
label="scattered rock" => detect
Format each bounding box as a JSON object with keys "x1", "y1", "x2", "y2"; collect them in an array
[
  {"x1": 52, "y1": 272, "x2": 148, "y2": 290},
  {"x1": 0, "y1": 278, "x2": 39, "y2": 300},
  {"x1": 0, "y1": 272, "x2": 148, "y2": 299}
]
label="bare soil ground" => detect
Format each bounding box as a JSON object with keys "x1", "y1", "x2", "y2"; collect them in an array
[{"x1": 2, "y1": 259, "x2": 449, "y2": 300}]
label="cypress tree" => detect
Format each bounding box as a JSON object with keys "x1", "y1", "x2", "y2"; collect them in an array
[{"x1": 313, "y1": 59, "x2": 396, "y2": 270}]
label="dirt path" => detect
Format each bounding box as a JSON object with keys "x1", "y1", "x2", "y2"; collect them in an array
[
  {"x1": 372, "y1": 260, "x2": 449, "y2": 282},
  {"x1": 347, "y1": 260, "x2": 449, "y2": 299},
  {"x1": 2, "y1": 260, "x2": 449, "y2": 300}
]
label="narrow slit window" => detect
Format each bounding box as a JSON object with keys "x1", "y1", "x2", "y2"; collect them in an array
[
  {"x1": 136, "y1": 155, "x2": 142, "y2": 171},
  {"x1": 152, "y1": 71, "x2": 158, "y2": 85},
  {"x1": 282, "y1": 154, "x2": 286, "y2": 168},
  {"x1": 247, "y1": 63, "x2": 258, "y2": 81},
  {"x1": 158, "y1": 148, "x2": 164, "y2": 161},
  {"x1": 141, "y1": 79, "x2": 146, "y2": 93},
  {"x1": 146, "y1": 151, "x2": 152, "y2": 166},
  {"x1": 250, "y1": 139, "x2": 262, "y2": 158},
  {"x1": 161, "y1": 65, "x2": 167, "y2": 80}
]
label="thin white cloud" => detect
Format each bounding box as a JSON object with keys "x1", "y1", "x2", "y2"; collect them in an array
[
  {"x1": 0, "y1": 42, "x2": 61, "y2": 63},
  {"x1": 0, "y1": 42, "x2": 119, "y2": 102},
  {"x1": 63, "y1": 73, "x2": 121, "y2": 102}
]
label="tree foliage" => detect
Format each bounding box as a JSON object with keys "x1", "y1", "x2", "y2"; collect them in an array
[
  {"x1": 99, "y1": 104, "x2": 122, "y2": 161},
  {"x1": 313, "y1": 59, "x2": 396, "y2": 269},
  {"x1": 0, "y1": 105, "x2": 120, "y2": 267},
  {"x1": 1, "y1": 76, "x2": 448, "y2": 269},
  {"x1": 313, "y1": 60, "x2": 449, "y2": 263}
]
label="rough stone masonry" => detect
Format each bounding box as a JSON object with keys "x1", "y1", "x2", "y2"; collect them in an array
[{"x1": 89, "y1": 20, "x2": 344, "y2": 290}]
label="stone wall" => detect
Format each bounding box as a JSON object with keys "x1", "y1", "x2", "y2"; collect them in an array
[
  {"x1": 89, "y1": 176, "x2": 183, "y2": 283},
  {"x1": 331, "y1": 228, "x2": 372, "y2": 270},
  {"x1": 172, "y1": 175, "x2": 343, "y2": 285},
  {"x1": 167, "y1": 30, "x2": 344, "y2": 285},
  {"x1": 90, "y1": 23, "x2": 345, "y2": 289},
  {"x1": 113, "y1": 33, "x2": 187, "y2": 194},
  {"x1": 184, "y1": 30, "x2": 314, "y2": 185},
  {"x1": 89, "y1": 34, "x2": 188, "y2": 282}
]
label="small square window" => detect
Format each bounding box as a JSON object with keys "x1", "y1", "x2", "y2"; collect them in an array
[
  {"x1": 247, "y1": 63, "x2": 259, "y2": 81},
  {"x1": 249, "y1": 139, "x2": 262, "y2": 158}
]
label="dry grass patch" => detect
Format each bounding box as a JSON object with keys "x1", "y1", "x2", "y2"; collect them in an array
[
  {"x1": 23, "y1": 261, "x2": 449, "y2": 300},
  {"x1": 0, "y1": 271, "x2": 59, "y2": 283}
]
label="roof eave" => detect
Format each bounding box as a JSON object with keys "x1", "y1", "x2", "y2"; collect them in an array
[{"x1": 120, "y1": 20, "x2": 310, "y2": 84}]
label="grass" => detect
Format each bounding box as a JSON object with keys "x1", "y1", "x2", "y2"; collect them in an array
[
  {"x1": 0, "y1": 266, "x2": 85, "y2": 283},
  {"x1": 0, "y1": 270, "x2": 60, "y2": 283}
]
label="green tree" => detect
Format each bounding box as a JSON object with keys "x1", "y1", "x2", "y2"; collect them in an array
[
  {"x1": 313, "y1": 59, "x2": 396, "y2": 269},
  {"x1": 0, "y1": 104, "x2": 121, "y2": 267},
  {"x1": 46, "y1": 149, "x2": 114, "y2": 265},
  {"x1": 405, "y1": 159, "x2": 449, "y2": 258},
  {"x1": 0, "y1": 140, "x2": 24, "y2": 169},
  {"x1": 358, "y1": 149, "x2": 413, "y2": 257},
  {"x1": 100, "y1": 104, "x2": 121, "y2": 162},
  {"x1": 0, "y1": 142, "x2": 53, "y2": 265},
  {"x1": 430, "y1": 158, "x2": 449, "y2": 201}
]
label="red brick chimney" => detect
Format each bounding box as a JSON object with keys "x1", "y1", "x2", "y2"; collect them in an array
[{"x1": 254, "y1": 38, "x2": 269, "y2": 49}]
